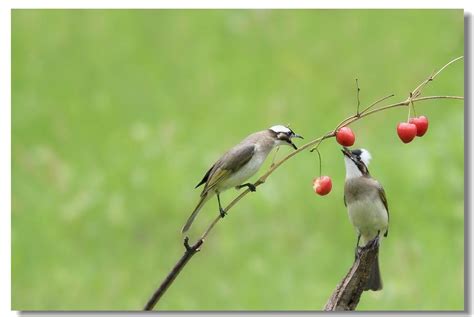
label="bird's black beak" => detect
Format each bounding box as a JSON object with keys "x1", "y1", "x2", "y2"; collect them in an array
[
  {"x1": 341, "y1": 146, "x2": 352, "y2": 158},
  {"x1": 289, "y1": 140, "x2": 298, "y2": 150},
  {"x1": 289, "y1": 132, "x2": 303, "y2": 150},
  {"x1": 341, "y1": 146, "x2": 359, "y2": 166}
]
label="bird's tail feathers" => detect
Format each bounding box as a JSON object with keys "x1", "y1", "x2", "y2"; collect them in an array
[
  {"x1": 181, "y1": 193, "x2": 209, "y2": 233},
  {"x1": 364, "y1": 253, "x2": 383, "y2": 291}
]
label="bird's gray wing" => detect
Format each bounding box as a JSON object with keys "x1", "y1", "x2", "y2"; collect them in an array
[
  {"x1": 201, "y1": 144, "x2": 255, "y2": 195},
  {"x1": 220, "y1": 143, "x2": 256, "y2": 171},
  {"x1": 377, "y1": 182, "x2": 389, "y2": 237}
]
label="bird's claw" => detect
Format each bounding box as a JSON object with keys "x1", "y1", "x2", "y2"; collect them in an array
[
  {"x1": 237, "y1": 183, "x2": 257, "y2": 192},
  {"x1": 364, "y1": 234, "x2": 381, "y2": 250}
]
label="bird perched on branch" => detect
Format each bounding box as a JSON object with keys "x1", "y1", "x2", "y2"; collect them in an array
[
  {"x1": 341, "y1": 147, "x2": 389, "y2": 291},
  {"x1": 182, "y1": 125, "x2": 303, "y2": 233}
]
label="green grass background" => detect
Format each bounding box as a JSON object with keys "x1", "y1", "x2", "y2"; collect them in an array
[{"x1": 12, "y1": 9, "x2": 464, "y2": 311}]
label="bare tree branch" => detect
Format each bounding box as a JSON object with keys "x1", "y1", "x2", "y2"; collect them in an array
[
  {"x1": 143, "y1": 56, "x2": 464, "y2": 311},
  {"x1": 143, "y1": 238, "x2": 203, "y2": 311},
  {"x1": 324, "y1": 239, "x2": 380, "y2": 311}
]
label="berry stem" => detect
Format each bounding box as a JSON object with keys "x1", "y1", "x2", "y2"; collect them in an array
[
  {"x1": 407, "y1": 99, "x2": 411, "y2": 122},
  {"x1": 411, "y1": 100, "x2": 417, "y2": 117},
  {"x1": 315, "y1": 148, "x2": 322, "y2": 177}
]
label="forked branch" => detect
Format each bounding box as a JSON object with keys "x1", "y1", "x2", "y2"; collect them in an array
[{"x1": 144, "y1": 56, "x2": 464, "y2": 311}]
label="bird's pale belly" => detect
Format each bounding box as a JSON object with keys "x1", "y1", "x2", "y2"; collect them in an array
[
  {"x1": 347, "y1": 198, "x2": 388, "y2": 244},
  {"x1": 219, "y1": 152, "x2": 267, "y2": 190}
]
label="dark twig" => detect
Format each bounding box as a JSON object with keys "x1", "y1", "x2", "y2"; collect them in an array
[
  {"x1": 356, "y1": 78, "x2": 361, "y2": 116},
  {"x1": 324, "y1": 239, "x2": 380, "y2": 311},
  {"x1": 359, "y1": 93, "x2": 395, "y2": 116},
  {"x1": 143, "y1": 238, "x2": 203, "y2": 311}
]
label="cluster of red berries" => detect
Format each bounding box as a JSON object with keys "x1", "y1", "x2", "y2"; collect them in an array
[
  {"x1": 312, "y1": 115, "x2": 429, "y2": 196},
  {"x1": 397, "y1": 116, "x2": 429, "y2": 143}
]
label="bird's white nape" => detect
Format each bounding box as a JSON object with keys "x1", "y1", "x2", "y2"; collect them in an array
[
  {"x1": 269, "y1": 125, "x2": 291, "y2": 134},
  {"x1": 359, "y1": 149, "x2": 372, "y2": 166}
]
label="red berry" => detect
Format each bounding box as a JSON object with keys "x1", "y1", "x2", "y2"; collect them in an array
[
  {"x1": 313, "y1": 176, "x2": 332, "y2": 196},
  {"x1": 409, "y1": 115, "x2": 429, "y2": 137},
  {"x1": 336, "y1": 127, "x2": 355, "y2": 146},
  {"x1": 397, "y1": 122, "x2": 417, "y2": 143}
]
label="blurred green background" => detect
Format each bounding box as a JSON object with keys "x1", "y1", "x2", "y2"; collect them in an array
[{"x1": 12, "y1": 9, "x2": 464, "y2": 311}]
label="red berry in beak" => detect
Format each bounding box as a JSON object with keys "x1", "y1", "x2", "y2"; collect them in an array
[
  {"x1": 313, "y1": 176, "x2": 332, "y2": 196},
  {"x1": 409, "y1": 115, "x2": 429, "y2": 137},
  {"x1": 336, "y1": 127, "x2": 355, "y2": 147},
  {"x1": 397, "y1": 122, "x2": 417, "y2": 143}
]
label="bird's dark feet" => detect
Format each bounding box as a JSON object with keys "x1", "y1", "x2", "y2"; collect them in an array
[
  {"x1": 237, "y1": 183, "x2": 257, "y2": 192},
  {"x1": 364, "y1": 234, "x2": 381, "y2": 250},
  {"x1": 219, "y1": 207, "x2": 227, "y2": 218}
]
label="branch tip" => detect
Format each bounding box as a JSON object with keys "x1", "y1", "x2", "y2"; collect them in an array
[{"x1": 183, "y1": 237, "x2": 192, "y2": 251}]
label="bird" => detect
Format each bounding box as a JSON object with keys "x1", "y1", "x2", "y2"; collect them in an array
[
  {"x1": 341, "y1": 147, "x2": 389, "y2": 291},
  {"x1": 181, "y1": 125, "x2": 303, "y2": 233}
]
